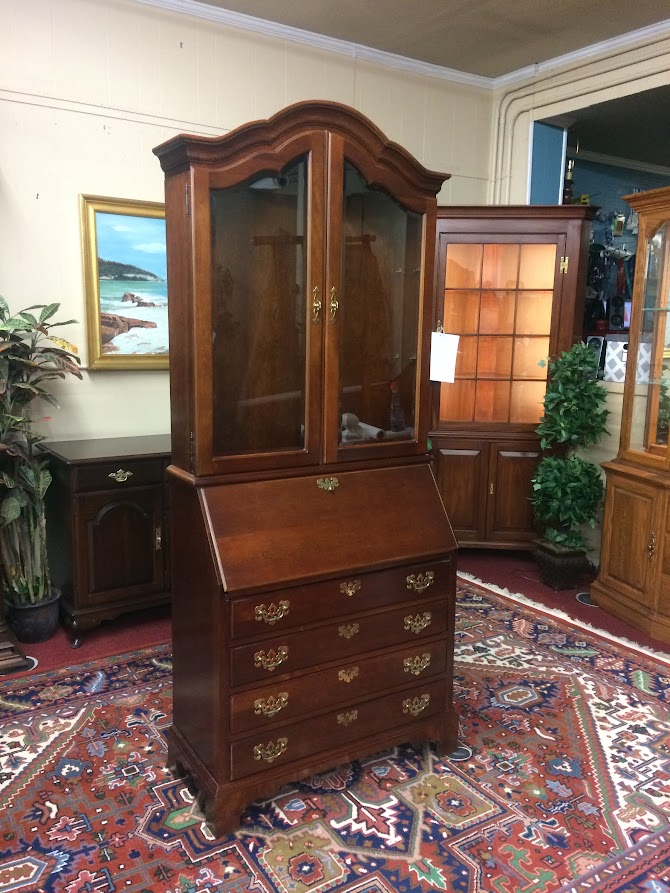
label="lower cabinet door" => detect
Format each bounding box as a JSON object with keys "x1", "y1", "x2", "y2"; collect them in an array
[
  {"x1": 433, "y1": 438, "x2": 488, "y2": 542},
  {"x1": 74, "y1": 485, "x2": 166, "y2": 604},
  {"x1": 486, "y1": 441, "x2": 541, "y2": 545}
]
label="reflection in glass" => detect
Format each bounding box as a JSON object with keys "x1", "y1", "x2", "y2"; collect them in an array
[
  {"x1": 339, "y1": 163, "x2": 421, "y2": 445},
  {"x1": 210, "y1": 157, "x2": 308, "y2": 455},
  {"x1": 629, "y1": 222, "x2": 670, "y2": 455}
]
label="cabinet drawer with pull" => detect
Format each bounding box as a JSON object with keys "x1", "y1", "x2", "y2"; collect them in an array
[
  {"x1": 73, "y1": 458, "x2": 166, "y2": 492},
  {"x1": 230, "y1": 635, "x2": 448, "y2": 734},
  {"x1": 230, "y1": 678, "x2": 445, "y2": 780},
  {"x1": 230, "y1": 598, "x2": 449, "y2": 686},
  {"x1": 230, "y1": 558, "x2": 453, "y2": 640}
]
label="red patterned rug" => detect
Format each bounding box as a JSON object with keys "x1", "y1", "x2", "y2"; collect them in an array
[{"x1": 1, "y1": 575, "x2": 669, "y2": 893}]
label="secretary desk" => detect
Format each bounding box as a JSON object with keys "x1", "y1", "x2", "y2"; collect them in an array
[{"x1": 153, "y1": 100, "x2": 458, "y2": 836}]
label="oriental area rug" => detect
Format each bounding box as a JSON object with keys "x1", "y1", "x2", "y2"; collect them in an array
[{"x1": 1, "y1": 575, "x2": 670, "y2": 893}]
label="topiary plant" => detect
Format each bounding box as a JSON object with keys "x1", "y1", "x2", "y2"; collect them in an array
[{"x1": 530, "y1": 341, "x2": 609, "y2": 551}]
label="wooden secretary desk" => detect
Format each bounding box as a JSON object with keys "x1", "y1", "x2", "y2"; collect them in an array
[{"x1": 153, "y1": 101, "x2": 458, "y2": 835}]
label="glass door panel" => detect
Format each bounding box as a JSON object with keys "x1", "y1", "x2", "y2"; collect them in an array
[
  {"x1": 482, "y1": 244, "x2": 519, "y2": 288},
  {"x1": 510, "y1": 381, "x2": 547, "y2": 423},
  {"x1": 443, "y1": 290, "x2": 480, "y2": 333},
  {"x1": 210, "y1": 156, "x2": 309, "y2": 456},
  {"x1": 512, "y1": 336, "x2": 550, "y2": 379},
  {"x1": 474, "y1": 381, "x2": 511, "y2": 422},
  {"x1": 519, "y1": 244, "x2": 556, "y2": 288},
  {"x1": 440, "y1": 380, "x2": 475, "y2": 422},
  {"x1": 479, "y1": 291, "x2": 515, "y2": 333},
  {"x1": 445, "y1": 244, "x2": 482, "y2": 288},
  {"x1": 338, "y1": 161, "x2": 422, "y2": 446}
]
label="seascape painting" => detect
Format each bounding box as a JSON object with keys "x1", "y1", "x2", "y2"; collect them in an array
[{"x1": 81, "y1": 196, "x2": 168, "y2": 370}]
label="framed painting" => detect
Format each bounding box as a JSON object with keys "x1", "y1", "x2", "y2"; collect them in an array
[{"x1": 80, "y1": 195, "x2": 168, "y2": 370}]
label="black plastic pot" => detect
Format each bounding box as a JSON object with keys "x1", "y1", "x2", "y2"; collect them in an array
[
  {"x1": 533, "y1": 540, "x2": 591, "y2": 591},
  {"x1": 5, "y1": 589, "x2": 61, "y2": 643}
]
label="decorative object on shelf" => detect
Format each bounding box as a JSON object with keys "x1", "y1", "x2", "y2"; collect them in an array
[
  {"x1": 0, "y1": 299, "x2": 81, "y2": 642},
  {"x1": 530, "y1": 341, "x2": 609, "y2": 589},
  {"x1": 80, "y1": 195, "x2": 168, "y2": 370}
]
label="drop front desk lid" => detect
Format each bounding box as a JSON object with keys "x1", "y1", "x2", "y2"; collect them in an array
[{"x1": 201, "y1": 463, "x2": 456, "y2": 593}]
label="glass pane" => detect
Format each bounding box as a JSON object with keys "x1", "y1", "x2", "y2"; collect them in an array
[
  {"x1": 455, "y1": 336, "x2": 478, "y2": 377},
  {"x1": 445, "y1": 244, "x2": 482, "y2": 289},
  {"x1": 482, "y1": 244, "x2": 519, "y2": 288},
  {"x1": 510, "y1": 380, "x2": 546, "y2": 424},
  {"x1": 513, "y1": 336, "x2": 550, "y2": 379},
  {"x1": 479, "y1": 290, "x2": 515, "y2": 334},
  {"x1": 474, "y1": 380, "x2": 510, "y2": 422},
  {"x1": 210, "y1": 157, "x2": 308, "y2": 455},
  {"x1": 443, "y1": 290, "x2": 479, "y2": 334},
  {"x1": 440, "y1": 380, "x2": 475, "y2": 422},
  {"x1": 477, "y1": 336, "x2": 513, "y2": 378},
  {"x1": 339, "y1": 162, "x2": 420, "y2": 444},
  {"x1": 519, "y1": 244, "x2": 556, "y2": 289},
  {"x1": 516, "y1": 291, "x2": 553, "y2": 335},
  {"x1": 629, "y1": 221, "x2": 670, "y2": 454}
]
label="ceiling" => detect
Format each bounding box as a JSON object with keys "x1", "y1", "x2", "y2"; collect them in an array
[{"x1": 196, "y1": 0, "x2": 668, "y2": 79}]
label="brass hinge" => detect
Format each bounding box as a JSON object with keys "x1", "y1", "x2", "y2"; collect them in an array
[
  {"x1": 185, "y1": 183, "x2": 190, "y2": 216},
  {"x1": 559, "y1": 256, "x2": 569, "y2": 274}
]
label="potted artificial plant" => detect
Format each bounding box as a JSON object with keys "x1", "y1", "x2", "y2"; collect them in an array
[
  {"x1": 0, "y1": 298, "x2": 81, "y2": 642},
  {"x1": 530, "y1": 341, "x2": 609, "y2": 590}
]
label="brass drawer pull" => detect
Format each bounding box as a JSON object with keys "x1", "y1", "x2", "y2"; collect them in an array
[
  {"x1": 312, "y1": 286, "x2": 322, "y2": 323},
  {"x1": 108, "y1": 468, "x2": 134, "y2": 483},
  {"x1": 329, "y1": 286, "x2": 339, "y2": 321},
  {"x1": 340, "y1": 580, "x2": 361, "y2": 598},
  {"x1": 406, "y1": 571, "x2": 435, "y2": 593},
  {"x1": 253, "y1": 737, "x2": 288, "y2": 763},
  {"x1": 337, "y1": 709, "x2": 358, "y2": 726},
  {"x1": 255, "y1": 600, "x2": 290, "y2": 625},
  {"x1": 338, "y1": 622, "x2": 359, "y2": 639},
  {"x1": 648, "y1": 531, "x2": 656, "y2": 561},
  {"x1": 402, "y1": 693, "x2": 430, "y2": 716},
  {"x1": 404, "y1": 653, "x2": 431, "y2": 676},
  {"x1": 254, "y1": 692, "x2": 289, "y2": 717},
  {"x1": 317, "y1": 476, "x2": 339, "y2": 492},
  {"x1": 338, "y1": 666, "x2": 359, "y2": 683},
  {"x1": 254, "y1": 646, "x2": 289, "y2": 672},
  {"x1": 404, "y1": 612, "x2": 432, "y2": 634}
]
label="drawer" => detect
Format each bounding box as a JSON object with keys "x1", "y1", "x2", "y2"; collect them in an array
[
  {"x1": 230, "y1": 597, "x2": 449, "y2": 686},
  {"x1": 230, "y1": 558, "x2": 453, "y2": 640},
  {"x1": 231, "y1": 678, "x2": 445, "y2": 780},
  {"x1": 73, "y1": 458, "x2": 166, "y2": 492},
  {"x1": 230, "y1": 635, "x2": 447, "y2": 735}
]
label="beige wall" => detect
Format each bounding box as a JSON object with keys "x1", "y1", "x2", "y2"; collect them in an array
[{"x1": 0, "y1": 0, "x2": 492, "y2": 441}]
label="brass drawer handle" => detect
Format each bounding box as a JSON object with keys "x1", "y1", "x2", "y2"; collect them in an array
[
  {"x1": 108, "y1": 468, "x2": 134, "y2": 483},
  {"x1": 317, "y1": 476, "x2": 339, "y2": 492},
  {"x1": 338, "y1": 622, "x2": 359, "y2": 639},
  {"x1": 254, "y1": 692, "x2": 289, "y2": 717},
  {"x1": 154, "y1": 524, "x2": 162, "y2": 552},
  {"x1": 255, "y1": 600, "x2": 290, "y2": 625},
  {"x1": 648, "y1": 531, "x2": 656, "y2": 561},
  {"x1": 338, "y1": 666, "x2": 359, "y2": 683},
  {"x1": 406, "y1": 571, "x2": 435, "y2": 593},
  {"x1": 340, "y1": 580, "x2": 361, "y2": 598},
  {"x1": 253, "y1": 737, "x2": 288, "y2": 763},
  {"x1": 312, "y1": 286, "x2": 322, "y2": 323},
  {"x1": 404, "y1": 612, "x2": 432, "y2": 634},
  {"x1": 337, "y1": 709, "x2": 358, "y2": 726},
  {"x1": 403, "y1": 694, "x2": 430, "y2": 716},
  {"x1": 254, "y1": 646, "x2": 289, "y2": 672},
  {"x1": 329, "y1": 286, "x2": 339, "y2": 321},
  {"x1": 404, "y1": 653, "x2": 431, "y2": 676}
]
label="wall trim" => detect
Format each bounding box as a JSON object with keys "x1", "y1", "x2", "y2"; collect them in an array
[
  {"x1": 134, "y1": 0, "x2": 670, "y2": 92},
  {"x1": 568, "y1": 148, "x2": 670, "y2": 178}
]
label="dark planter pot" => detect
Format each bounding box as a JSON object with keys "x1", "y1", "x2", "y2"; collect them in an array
[
  {"x1": 533, "y1": 540, "x2": 591, "y2": 591},
  {"x1": 5, "y1": 589, "x2": 61, "y2": 643}
]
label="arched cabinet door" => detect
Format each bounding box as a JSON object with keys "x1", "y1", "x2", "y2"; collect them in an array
[{"x1": 74, "y1": 487, "x2": 165, "y2": 603}]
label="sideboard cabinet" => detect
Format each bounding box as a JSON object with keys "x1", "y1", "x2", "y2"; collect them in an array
[
  {"x1": 154, "y1": 101, "x2": 458, "y2": 836},
  {"x1": 43, "y1": 435, "x2": 171, "y2": 646},
  {"x1": 430, "y1": 206, "x2": 595, "y2": 548},
  {"x1": 591, "y1": 186, "x2": 670, "y2": 642}
]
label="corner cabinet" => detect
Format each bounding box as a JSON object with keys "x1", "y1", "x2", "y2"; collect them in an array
[
  {"x1": 591, "y1": 186, "x2": 670, "y2": 643},
  {"x1": 153, "y1": 101, "x2": 458, "y2": 836},
  {"x1": 429, "y1": 206, "x2": 595, "y2": 548}
]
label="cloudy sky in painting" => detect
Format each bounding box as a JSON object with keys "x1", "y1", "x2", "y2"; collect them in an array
[{"x1": 95, "y1": 211, "x2": 167, "y2": 279}]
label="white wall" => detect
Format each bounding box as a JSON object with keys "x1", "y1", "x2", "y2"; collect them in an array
[{"x1": 0, "y1": 0, "x2": 493, "y2": 441}]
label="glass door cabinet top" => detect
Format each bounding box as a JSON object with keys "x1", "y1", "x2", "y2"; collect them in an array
[{"x1": 439, "y1": 241, "x2": 557, "y2": 425}]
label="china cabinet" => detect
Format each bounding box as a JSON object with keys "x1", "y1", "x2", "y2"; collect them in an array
[
  {"x1": 430, "y1": 206, "x2": 595, "y2": 548},
  {"x1": 42, "y1": 435, "x2": 171, "y2": 646},
  {"x1": 153, "y1": 101, "x2": 458, "y2": 836},
  {"x1": 591, "y1": 186, "x2": 670, "y2": 642}
]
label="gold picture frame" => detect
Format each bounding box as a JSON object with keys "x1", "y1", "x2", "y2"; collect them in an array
[{"x1": 80, "y1": 195, "x2": 168, "y2": 370}]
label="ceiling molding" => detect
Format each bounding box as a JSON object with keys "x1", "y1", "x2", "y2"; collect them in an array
[
  {"x1": 568, "y1": 147, "x2": 670, "y2": 178},
  {"x1": 136, "y1": 0, "x2": 670, "y2": 91}
]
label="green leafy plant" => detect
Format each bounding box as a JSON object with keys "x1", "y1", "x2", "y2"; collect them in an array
[
  {"x1": 530, "y1": 341, "x2": 609, "y2": 550},
  {"x1": 0, "y1": 298, "x2": 81, "y2": 605}
]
